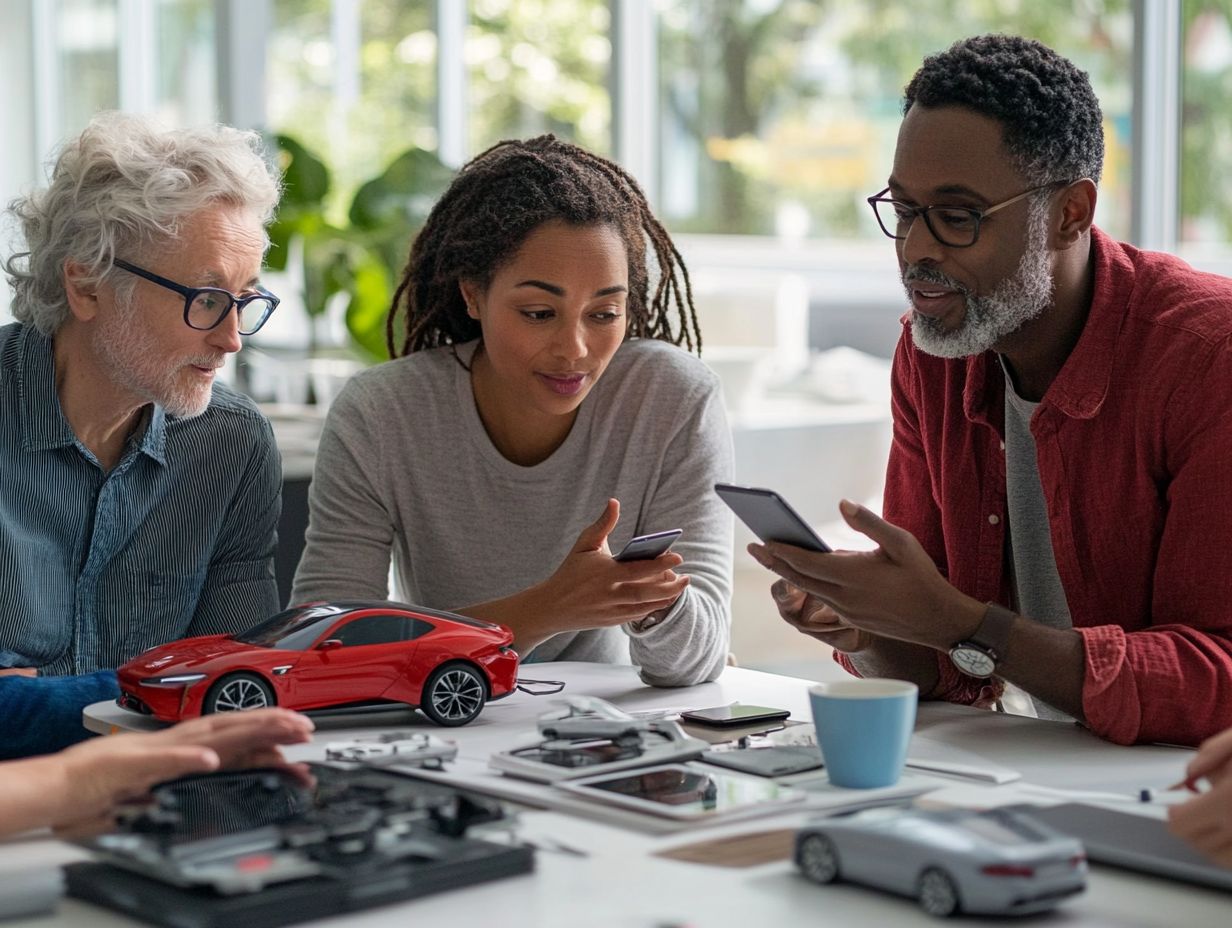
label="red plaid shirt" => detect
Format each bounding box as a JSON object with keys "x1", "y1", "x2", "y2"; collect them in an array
[{"x1": 842, "y1": 227, "x2": 1232, "y2": 746}]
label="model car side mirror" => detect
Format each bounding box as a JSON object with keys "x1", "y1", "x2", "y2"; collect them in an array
[{"x1": 317, "y1": 639, "x2": 343, "y2": 651}]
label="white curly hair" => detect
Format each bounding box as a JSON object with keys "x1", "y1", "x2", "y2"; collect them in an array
[{"x1": 4, "y1": 111, "x2": 281, "y2": 335}]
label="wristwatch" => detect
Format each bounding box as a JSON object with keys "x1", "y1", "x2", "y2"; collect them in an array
[{"x1": 948, "y1": 602, "x2": 1016, "y2": 678}]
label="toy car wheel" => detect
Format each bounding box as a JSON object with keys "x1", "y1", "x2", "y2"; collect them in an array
[
  {"x1": 797, "y1": 833, "x2": 841, "y2": 884},
  {"x1": 420, "y1": 662, "x2": 487, "y2": 726},
  {"x1": 917, "y1": 867, "x2": 961, "y2": 918},
  {"x1": 204, "y1": 672, "x2": 275, "y2": 713}
]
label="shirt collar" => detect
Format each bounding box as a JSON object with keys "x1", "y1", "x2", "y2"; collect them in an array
[
  {"x1": 18, "y1": 324, "x2": 169, "y2": 465},
  {"x1": 17, "y1": 325, "x2": 76, "y2": 452},
  {"x1": 964, "y1": 225, "x2": 1128, "y2": 425},
  {"x1": 1033, "y1": 226, "x2": 1128, "y2": 420}
]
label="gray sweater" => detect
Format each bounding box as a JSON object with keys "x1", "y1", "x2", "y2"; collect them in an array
[{"x1": 291, "y1": 338, "x2": 734, "y2": 686}]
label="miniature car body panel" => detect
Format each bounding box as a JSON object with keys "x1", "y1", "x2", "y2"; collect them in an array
[
  {"x1": 117, "y1": 601, "x2": 518, "y2": 726},
  {"x1": 325, "y1": 732, "x2": 459, "y2": 768},
  {"x1": 535, "y1": 695, "x2": 638, "y2": 740},
  {"x1": 490, "y1": 696, "x2": 709, "y2": 782},
  {"x1": 794, "y1": 806, "x2": 1087, "y2": 917}
]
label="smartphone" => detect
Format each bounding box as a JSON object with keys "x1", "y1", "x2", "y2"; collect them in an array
[
  {"x1": 614, "y1": 528, "x2": 682, "y2": 562},
  {"x1": 700, "y1": 745, "x2": 825, "y2": 778},
  {"x1": 679, "y1": 704, "x2": 791, "y2": 728},
  {"x1": 713, "y1": 483, "x2": 831, "y2": 552}
]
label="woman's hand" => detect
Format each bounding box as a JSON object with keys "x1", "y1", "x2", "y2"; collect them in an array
[
  {"x1": 535, "y1": 499, "x2": 690, "y2": 634},
  {"x1": 457, "y1": 499, "x2": 690, "y2": 652}
]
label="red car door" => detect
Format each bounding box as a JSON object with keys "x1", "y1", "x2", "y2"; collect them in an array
[{"x1": 286, "y1": 613, "x2": 423, "y2": 710}]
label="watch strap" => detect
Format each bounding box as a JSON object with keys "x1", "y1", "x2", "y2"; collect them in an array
[{"x1": 968, "y1": 601, "x2": 1016, "y2": 662}]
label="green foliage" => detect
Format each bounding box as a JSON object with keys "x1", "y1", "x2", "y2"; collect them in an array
[
  {"x1": 658, "y1": 0, "x2": 1132, "y2": 237},
  {"x1": 266, "y1": 135, "x2": 453, "y2": 360},
  {"x1": 1181, "y1": 0, "x2": 1232, "y2": 241}
]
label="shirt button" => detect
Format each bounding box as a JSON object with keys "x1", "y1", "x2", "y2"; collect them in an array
[{"x1": 988, "y1": 514, "x2": 1000, "y2": 525}]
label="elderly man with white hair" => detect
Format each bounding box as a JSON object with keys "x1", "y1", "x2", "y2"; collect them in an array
[{"x1": 0, "y1": 112, "x2": 284, "y2": 758}]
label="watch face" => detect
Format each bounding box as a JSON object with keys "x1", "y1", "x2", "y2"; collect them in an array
[{"x1": 950, "y1": 645, "x2": 995, "y2": 678}]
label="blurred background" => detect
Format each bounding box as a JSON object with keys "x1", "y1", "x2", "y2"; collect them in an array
[{"x1": 0, "y1": 0, "x2": 1227, "y2": 677}]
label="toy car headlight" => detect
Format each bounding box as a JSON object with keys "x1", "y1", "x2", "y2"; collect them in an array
[{"x1": 139, "y1": 673, "x2": 208, "y2": 687}]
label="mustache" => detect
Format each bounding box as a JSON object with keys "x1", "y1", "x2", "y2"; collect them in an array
[
  {"x1": 186, "y1": 356, "x2": 226, "y2": 370},
  {"x1": 902, "y1": 264, "x2": 970, "y2": 295}
]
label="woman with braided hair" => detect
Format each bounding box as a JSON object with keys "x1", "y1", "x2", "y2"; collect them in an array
[{"x1": 292, "y1": 136, "x2": 733, "y2": 686}]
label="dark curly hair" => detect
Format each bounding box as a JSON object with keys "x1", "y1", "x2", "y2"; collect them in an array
[
  {"x1": 903, "y1": 34, "x2": 1104, "y2": 188},
  {"x1": 387, "y1": 135, "x2": 700, "y2": 359}
]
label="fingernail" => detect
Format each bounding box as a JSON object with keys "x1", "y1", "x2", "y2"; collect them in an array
[{"x1": 839, "y1": 499, "x2": 859, "y2": 518}]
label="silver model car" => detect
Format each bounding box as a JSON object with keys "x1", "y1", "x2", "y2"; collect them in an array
[
  {"x1": 795, "y1": 806, "x2": 1087, "y2": 917},
  {"x1": 325, "y1": 732, "x2": 458, "y2": 768}
]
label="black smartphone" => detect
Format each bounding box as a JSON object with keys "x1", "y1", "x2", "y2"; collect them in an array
[
  {"x1": 678, "y1": 704, "x2": 791, "y2": 728},
  {"x1": 713, "y1": 483, "x2": 831, "y2": 552},
  {"x1": 614, "y1": 528, "x2": 682, "y2": 562}
]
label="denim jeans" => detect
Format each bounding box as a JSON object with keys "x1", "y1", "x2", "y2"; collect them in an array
[{"x1": 0, "y1": 670, "x2": 118, "y2": 759}]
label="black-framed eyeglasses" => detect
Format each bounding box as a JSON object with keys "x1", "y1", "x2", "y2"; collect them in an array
[
  {"x1": 866, "y1": 183, "x2": 1065, "y2": 248},
  {"x1": 111, "y1": 258, "x2": 280, "y2": 335}
]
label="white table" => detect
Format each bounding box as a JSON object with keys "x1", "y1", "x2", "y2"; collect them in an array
[{"x1": 12, "y1": 664, "x2": 1227, "y2": 927}]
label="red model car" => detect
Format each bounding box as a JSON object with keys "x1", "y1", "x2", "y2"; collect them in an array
[{"x1": 117, "y1": 601, "x2": 519, "y2": 726}]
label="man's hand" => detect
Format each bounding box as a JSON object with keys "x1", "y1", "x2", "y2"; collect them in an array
[
  {"x1": 47, "y1": 708, "x2": 314, "y2": 835},
  {"x1": 750, "y1": 499, "x2": 983, "y2": 650},
  {"x1": 771, "y1": 580, "x2": 870, "y2": 653}
]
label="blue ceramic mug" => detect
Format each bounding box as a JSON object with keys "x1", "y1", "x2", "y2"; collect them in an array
[{"x1": 809, "y1": 679, "x2": 918, "y2": 789}]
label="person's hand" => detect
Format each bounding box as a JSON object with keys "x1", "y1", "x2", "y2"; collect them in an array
[
  {"x1": 749, "y1": 499, "x2": 982, "y2": 650},
  {"x1": 1166, "y1": 727, "x2": 1232, "y2": 868},
  {"x1": 1177, "y1": 727, "x2": 1232, "y2": 790},
  {"x1": 49, "y1": 708, "x2": 314, "y2": 834},
  {"x1": 537, "y1": 499, "x2": 690, "y2": 632},
  {"x1": 771, "y1": 580, "x2": 870, "y2": 653},
  {"x1": 0, "y1": 668, "x2": 36, "y2": 677},
  {"x1": 1168, "y1": 776, "x2": 1232, "y2": 868}
]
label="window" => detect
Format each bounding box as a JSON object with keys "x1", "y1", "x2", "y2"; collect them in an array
[
  {"x1": 39, "y1": 0, "x2": 120, "y2": 148},
  {"x1": 467, "y1": 0, "x2": 611, "y2": 155},
  {"x1": 1182, "y1": 1, "x2": 1232, "y2": 247},
  {"x1": 331, "y1": 614, "x2": 430, "y2": 646},
  {"x1": 656, "y1": 0, "x2": 1133, "y2": 241},
  {"x1": 269, "y1": 1, "x2": 435, "y2": 207}
]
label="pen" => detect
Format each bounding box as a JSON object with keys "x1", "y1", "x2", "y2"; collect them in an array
[{"x1": 1167, "y1": 775, "x2": 1201, "y2": 793}]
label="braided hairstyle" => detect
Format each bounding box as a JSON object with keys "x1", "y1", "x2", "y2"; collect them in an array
[{"x1": 387, "y1": 135, "x2": 701, "y2": 359}]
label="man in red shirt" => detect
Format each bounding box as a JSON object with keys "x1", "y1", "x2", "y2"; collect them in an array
[{"x1": 750, "y1": 34, "x2": 1232, "y2": 746}]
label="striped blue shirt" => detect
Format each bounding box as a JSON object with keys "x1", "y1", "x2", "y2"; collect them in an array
[{"x1": 0, "y1": 322, "x2": 282, "y2": 675}]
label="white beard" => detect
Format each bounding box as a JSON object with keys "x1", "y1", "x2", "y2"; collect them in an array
[
  {"x1": 94, "y1": 297, "x2": 220, "y2": 419},
  {"x1": 906, "y1": 202, "x2": 1054, "y2": 359}
]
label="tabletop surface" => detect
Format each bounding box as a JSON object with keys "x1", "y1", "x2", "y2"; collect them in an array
[{"x1": 11, "y1": 662, "x2": 1226, "y2": 928}]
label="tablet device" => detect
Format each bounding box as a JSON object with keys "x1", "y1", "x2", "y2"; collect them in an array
[
  {"x1": 1005, "y1": 802, "x2": 1232, "y2": 893},
  {"x1": 556, "y1": 762, "x2": 805, "y2": 821}
]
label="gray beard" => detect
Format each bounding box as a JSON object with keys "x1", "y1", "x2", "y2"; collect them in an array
[{"x1": 907, "y1": 203, "x2": 1054, "y2": 359}]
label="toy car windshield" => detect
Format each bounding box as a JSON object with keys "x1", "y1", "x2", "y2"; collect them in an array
[{"x1": 233, "y1": 604, "x2": 347, "y2": 650}]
